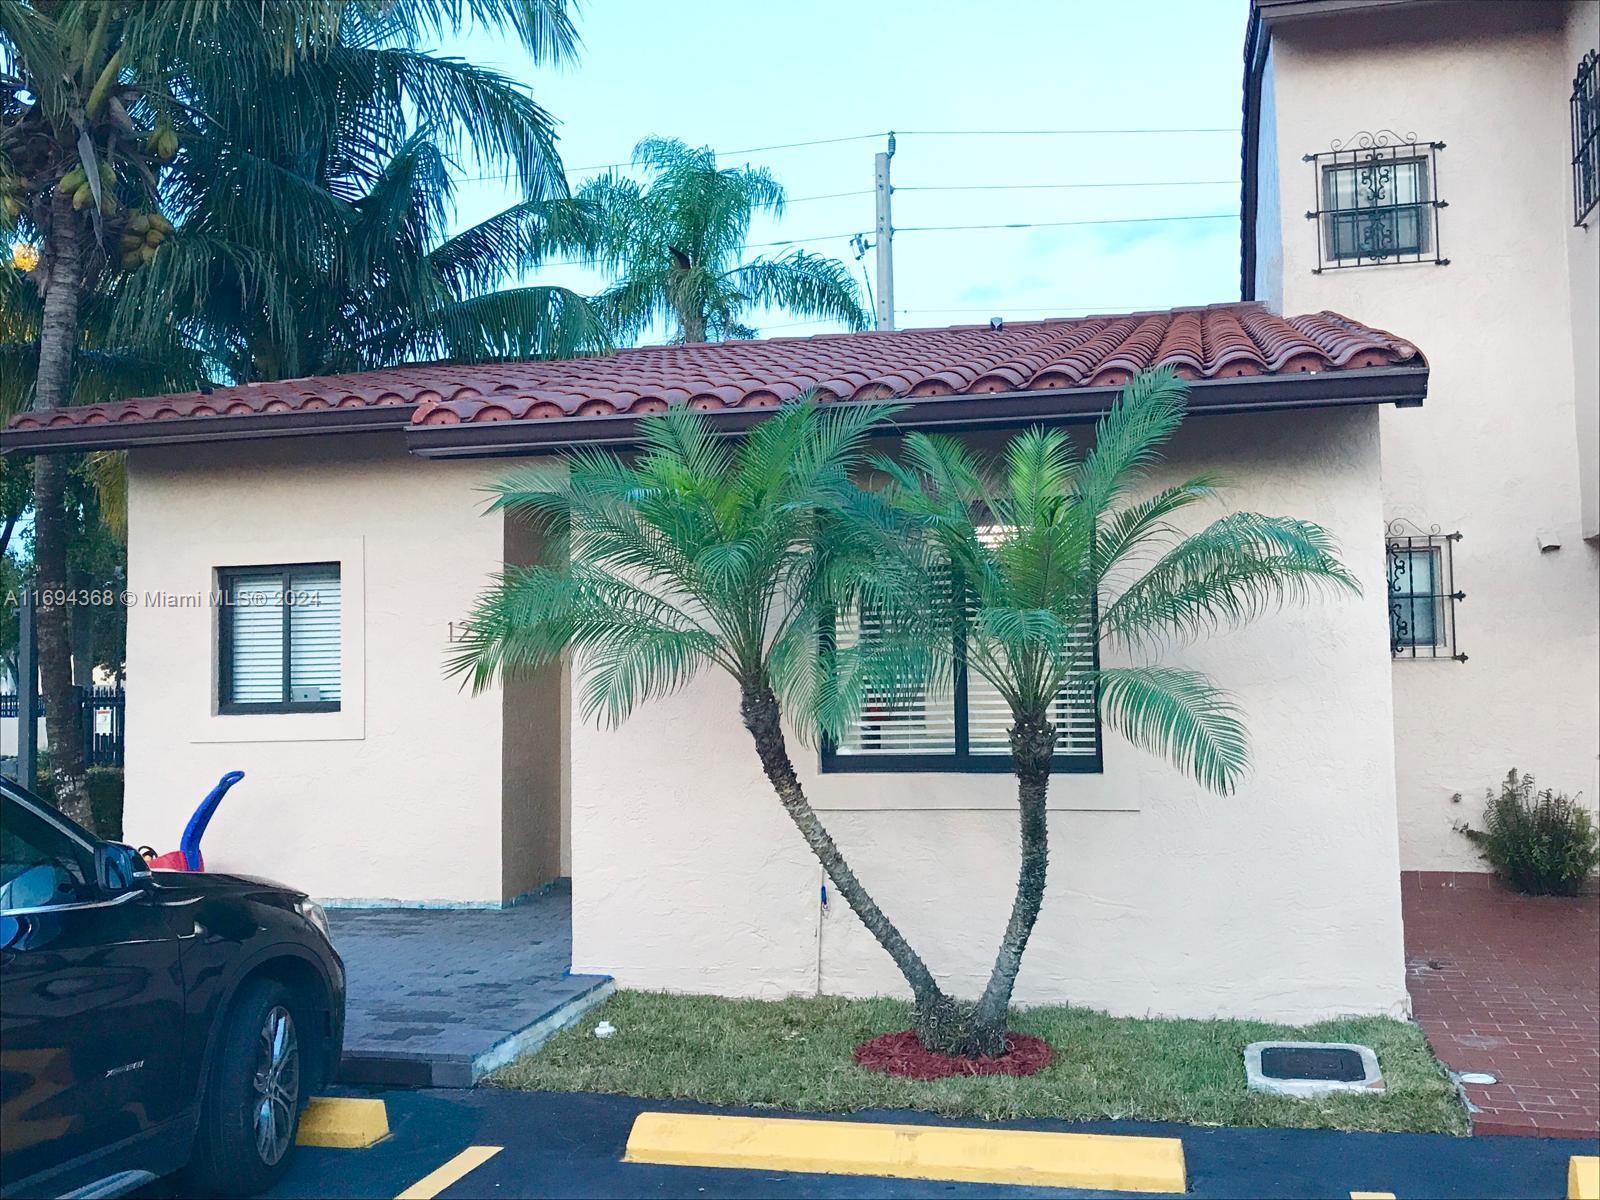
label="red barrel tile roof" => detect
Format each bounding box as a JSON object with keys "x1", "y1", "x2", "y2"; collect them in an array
[{"x1": 5, "y1": 302, "x2": 1422, "y2": 435}]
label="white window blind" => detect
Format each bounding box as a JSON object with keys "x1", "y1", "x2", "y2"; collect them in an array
[
  {"x1": 831, "y1": 605, "x2": 957, "y2": 756},
  {"x1": 826, "y1": 555, "x2": 1099, "y2": 769},
  {"x1": 221, "y1": 564, "x2": 341, "y2": 709}
]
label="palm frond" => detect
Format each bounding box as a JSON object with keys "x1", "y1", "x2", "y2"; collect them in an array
[{"x1": 1098, "y1": 666, "x2": 1249, "y2": 795}]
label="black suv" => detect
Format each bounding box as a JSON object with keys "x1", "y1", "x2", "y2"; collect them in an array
[{"x1": 0, "y1": 779, "x2": 346, "y2": 1198}]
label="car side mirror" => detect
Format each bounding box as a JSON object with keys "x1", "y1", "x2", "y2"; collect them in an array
[{"x1": 95, "y1": 842, "x2": 150, "y2": 894}]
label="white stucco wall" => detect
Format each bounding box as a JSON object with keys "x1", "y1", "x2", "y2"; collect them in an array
[
  {"x1": 571, "y1": 407, "x2": 1411, "y2": 1023},
  {"x1": 123, "y1": 434, "x2": 565, "y2": 905},
  {"x1": 1257, "y1": 2, "x2": 1600, "y2": 870}
]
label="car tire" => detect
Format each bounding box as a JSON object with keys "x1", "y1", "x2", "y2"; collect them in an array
[{"x1": 180, "y1": 978, "x2": 309, "y2": 1198}]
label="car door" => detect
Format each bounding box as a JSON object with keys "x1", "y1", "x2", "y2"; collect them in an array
[{"x1": 0, "y1": 791, "x2": 186, "y2": 1186}]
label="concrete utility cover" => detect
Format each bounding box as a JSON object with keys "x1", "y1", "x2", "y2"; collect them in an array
[{"x1": 1244, "y1": 1041, "x2": 1384, "y2": 1097}]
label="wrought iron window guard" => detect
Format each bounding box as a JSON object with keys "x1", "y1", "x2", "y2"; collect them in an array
[
  {"x1": 1573, "y1": 50, "x2": 1598, "y2": 226},
  {"x1": 1386, "y1": 520, "x2": 1465, "y2": 662},
  {"x1": 1305, "y1": 131, "x2": 1448, "y2": 272}
]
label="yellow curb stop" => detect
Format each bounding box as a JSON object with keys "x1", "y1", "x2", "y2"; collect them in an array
[
  {"x1": 296, "y1": 1096, "x2": 390, "y2": 1149},
  {"x1": 623, "y1": 1111, "x2": 1187, "y2": 1193},
  {"x1": 396, "y1": 1146, "x2": 503, "y2": 1200},
  {"x1": 1350, "y1": 1192, "x2": 1396, "y2": 1199},
  {"x1": 1571, "y1": 1155, "x2": 1600, "y2": 1200}
]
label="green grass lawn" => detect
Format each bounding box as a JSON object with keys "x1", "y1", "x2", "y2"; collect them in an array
[{"x1": 490, "y1": 991, "x2": 1467, "y2": 1134}]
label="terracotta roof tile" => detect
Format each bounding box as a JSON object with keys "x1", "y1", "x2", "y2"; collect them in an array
[{"x1": 4, "y1": 302, "x2": 1423, "y2": 441}]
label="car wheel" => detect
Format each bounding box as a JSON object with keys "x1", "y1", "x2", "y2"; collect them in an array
[{"x1": 181, "y1": 978, "x2": 308, "y2": 1197}]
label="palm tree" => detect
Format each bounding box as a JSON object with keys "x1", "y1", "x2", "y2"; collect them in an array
[
  {"x1": 864, "y1": 369, "x2": 1360, "y2": 1054},
  {"x1": 447, "y1": 401, "x2": 959, "y2": 1025},
  {"x1": 564, "y1": 137, "x2": 870, "y2": 343},
  {"x1": 111, "y1": 3, "x2": 606, "y2": 382},
  {"x1": 1, "y1": 0, "x2": 579, "y2": 823}
]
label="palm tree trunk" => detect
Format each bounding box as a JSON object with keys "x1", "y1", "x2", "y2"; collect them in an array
[
  {"x1": 739, "y1": 682, "x2": 954, "y2": 1023},
  {"x1": 961, "y1": 714, "x2": 1056, "y2": 1056},
  {"x1": 32, "y1": 192, "x2": 91, "y2": 828}
]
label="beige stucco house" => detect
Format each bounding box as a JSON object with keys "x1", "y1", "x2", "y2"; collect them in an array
[
  {"x1": 3, "y1": 0, "x2": 1594, "y2": 1026},
  {"x1": 1245, "y1": 0, "x2": 1600, "y2": 875}
]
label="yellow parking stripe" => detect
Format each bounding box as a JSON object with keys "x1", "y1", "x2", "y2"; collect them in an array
[
  {"x1": 1350, "y1": 1192, "x2": 1396, "y2": 1199},
  {"x1": 1571, "y1": 1156, "x2": 1600, "y2": 1200},
  {"x1": 395, "y1": 1146, "x2": 503, "y2": 1200},
  {"x1": 623, "y1": 1111, "x2": 1187, "y2": 1193},
  {"x1": 296, "y1": 1097, "x2": 389, "y2": 1149}
]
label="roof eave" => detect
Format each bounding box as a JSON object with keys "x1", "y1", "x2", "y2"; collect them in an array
[
  {"x1": 0, "y1": 405, "x2": 415, "y2": 456},
  {"x1": 406, "y1": 365, "x2": 1429, "y2": 460}
]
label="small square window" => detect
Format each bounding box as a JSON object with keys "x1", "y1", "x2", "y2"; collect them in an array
[
  {"x1": 1387, "y1": 547, "x2": 1440, "y2": 648},
  {"x1": 218, "y1": 563, "x2": 341, "y2": 713},
  {"x1": 1305, "y1": 134, "x2": 1447, "y2": 272},
  {"x1": 1322, "y1": 157, "x2": 1430, "y2": 260},
  {"x1": 1385, "y1": 523, "x2": 1465, "y2": 662}
]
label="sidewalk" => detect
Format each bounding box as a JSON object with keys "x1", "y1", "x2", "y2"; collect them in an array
[{"x1": 1402, "y1": 871, "x2": 1600, "y2": 1138}]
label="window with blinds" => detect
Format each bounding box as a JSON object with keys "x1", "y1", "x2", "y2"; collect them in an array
[
  {"x1": 218, "y1": 563, "x2": 341, "y2": 713},
  {"x1": 821, "y1": 594, "x2": 1101, "y2": 775}
]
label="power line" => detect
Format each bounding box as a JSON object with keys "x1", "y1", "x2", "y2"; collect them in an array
[
  {"x1": 897, "y1": 179, "x2": 1235, "y2": 193},
  {"x1": 896, "y1": 127, "x2": 1235, "y2": 137},
  {"x1": 897, "y1": 212, "x2": 1236, "y2": 233}
]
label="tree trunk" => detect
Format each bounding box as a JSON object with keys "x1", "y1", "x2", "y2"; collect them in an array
[
  {"x1": 739, "y1": 683, "x2": 954, "y2": 1025},
  {"x1": 952, "y1": 714, "x2": 1057, "y2": 1057},
  {"x1": 32, "y1": 191, "x2": 91, "y2": 829}
]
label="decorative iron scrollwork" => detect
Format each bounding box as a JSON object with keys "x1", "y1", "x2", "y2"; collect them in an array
[
  {"x1": 1385, "y1": 520, "x2": 1465, "y2": 662},
  {"x1": 1304, "y1": 134, "x2": 1448, "y2": 273},
  {"x1": 1573, "y1": 50, "x2": 1598, "y2": 225}
]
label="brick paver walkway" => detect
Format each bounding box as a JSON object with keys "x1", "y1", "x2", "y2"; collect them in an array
[{"x1": 1402, "y1": 872, "x2": 1600, "y2": 1138}]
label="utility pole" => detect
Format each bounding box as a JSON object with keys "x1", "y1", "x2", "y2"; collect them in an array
[{"x1": 873, "y1": 132, "x2": 896, "y2": 330}]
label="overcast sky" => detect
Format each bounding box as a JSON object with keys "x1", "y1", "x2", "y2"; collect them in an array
[{"x1": 438, "y1": 0, "x2": 1248, "y2": 341}]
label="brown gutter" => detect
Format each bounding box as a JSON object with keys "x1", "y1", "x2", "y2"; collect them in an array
[
  {"x1": 0, "y1": 405, "x2": 415, "y2": 456},
  {"x1": 1240, "y1": 3, "x2": 1269, "y2": 302},
  {"x1": 406, "y1": 365, "x2": 1429, "y2": 460}
]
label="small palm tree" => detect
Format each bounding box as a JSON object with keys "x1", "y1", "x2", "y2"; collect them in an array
[
  {"x1": 564, "y1": 137, "x2": 870, "y2": 343},
  {"x1": 448, "y1": 401, "x2": 956, "y2": 1020},
  {"x1": 863, "y1": 369, "x2": 1359, "y2": 1054}
]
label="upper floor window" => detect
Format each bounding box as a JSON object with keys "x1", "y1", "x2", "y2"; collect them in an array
[
  {"x1": 1304, "y1": 132, "x2": 1448, "y2": 272},
  {"x1": 218, "y1": 563, "x2": 341, "y2": 713},
  {"x1": 1573, "y1": 49, "x2": 1598, "y2": 226}
]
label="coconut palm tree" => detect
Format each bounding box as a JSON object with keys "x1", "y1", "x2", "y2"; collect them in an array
[
  {"x1": 564, "y1": 137, "x2": 870, "y2": 343},
  {"x1": 863, "y1": 368, "x2": 1360, "y2": 1054},
  {"x1": 446, "y1": 400, "x2": 959, "y2": 1023},
  {"x1": 0, "y1": 0, "x2": 579, "y2": 823}
]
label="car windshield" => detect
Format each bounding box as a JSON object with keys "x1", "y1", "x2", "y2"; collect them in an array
[{"x1": 0, "y1": 791, "x2": 97, "y2": 910}]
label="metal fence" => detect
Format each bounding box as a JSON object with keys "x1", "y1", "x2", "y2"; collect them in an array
[{"x1": 0, "y1": 685, "x2": 125, "y2": 767}]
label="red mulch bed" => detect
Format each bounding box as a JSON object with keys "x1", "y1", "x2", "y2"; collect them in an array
[{"x1": 853, "y1": 1029, "x2": 1054, "y2": 1079}]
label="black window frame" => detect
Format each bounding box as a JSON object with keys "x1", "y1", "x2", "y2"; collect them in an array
[
  {"x1": 217, "y1": 562, "x2": 342, "y2": 715},
  {"x1": 1573, "y1": 49, "x2": 1598, "y2": 226},
  {"x1": 818, "y1": 597, "x2": 1104, "y2": 776},
  {"x1": 1303, "y1": 131, "x2": 1448, "y2": 273}
]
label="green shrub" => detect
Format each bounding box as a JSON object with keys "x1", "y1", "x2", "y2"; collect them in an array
[{"x1": 1460, "y1": 769, "x2": 1600, "y2": 896}]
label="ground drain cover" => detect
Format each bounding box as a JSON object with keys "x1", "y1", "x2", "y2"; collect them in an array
[{"x1": 1244, "y1": 1041, "x2": 1383, "y2": 1097}]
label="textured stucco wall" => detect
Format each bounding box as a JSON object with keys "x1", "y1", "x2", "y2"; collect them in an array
[
  {"x1": 1262, "y1": 3, "x2": 1600, "y2": 870},
  {"x1": 571, "y1": 407, "x2": 1411, "y2": 1022},
  {"x1": 123, "y1": 435, "x2": 558, "y2": 905}
]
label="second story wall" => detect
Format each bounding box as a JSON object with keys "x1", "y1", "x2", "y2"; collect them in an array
[{"x1": 1250, "y1": 0, "x2": 1600, "y2": 869}]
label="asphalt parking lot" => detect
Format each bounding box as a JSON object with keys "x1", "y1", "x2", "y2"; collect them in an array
[{"x1": 242, "y1": 1087, "x2": 1595, "y2": 1199}]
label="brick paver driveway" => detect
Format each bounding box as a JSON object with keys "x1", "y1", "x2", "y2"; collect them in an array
[{"x1": 1402, "y1": 873, "x2": 1599, "y2": 1138}]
